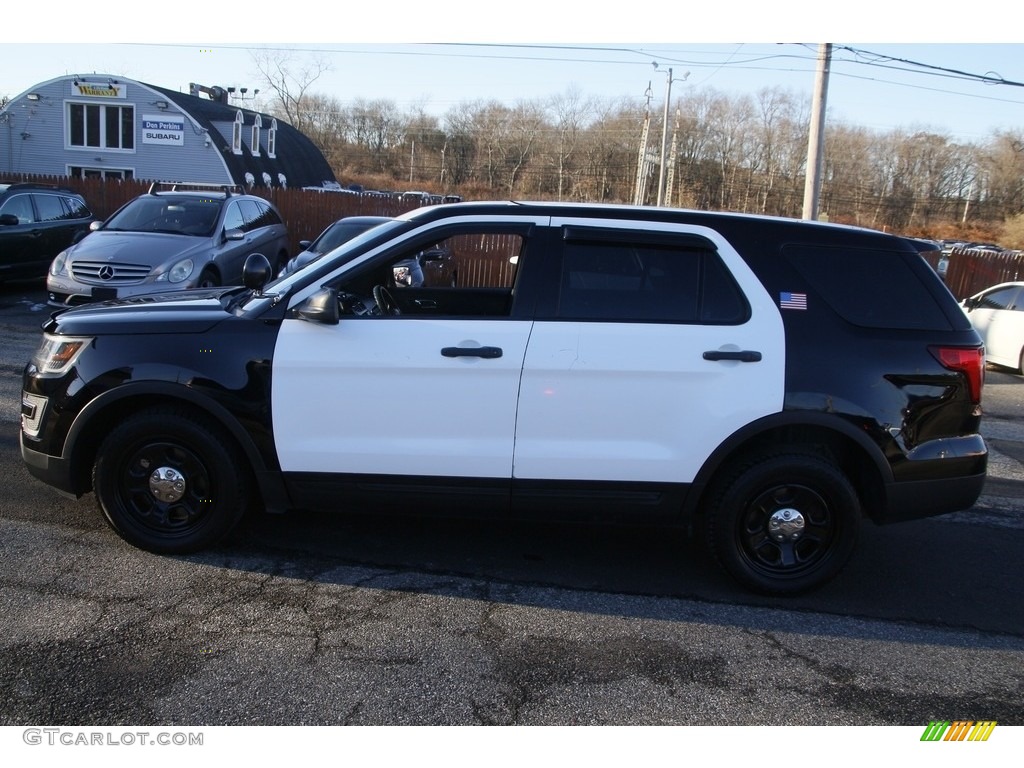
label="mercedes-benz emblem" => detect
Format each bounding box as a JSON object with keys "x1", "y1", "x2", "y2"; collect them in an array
[{"x1": 98, "y1": 265, "x2": 115, "y2": 281}]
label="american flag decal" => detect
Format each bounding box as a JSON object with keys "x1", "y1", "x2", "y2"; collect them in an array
[{"x1": 780, "y1": 292, "x2": 808, "y2": 310}]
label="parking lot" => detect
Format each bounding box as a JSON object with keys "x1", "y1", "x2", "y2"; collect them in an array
[{"x1": 1, "y1": 278, "x2": 1023, "y2": 728}]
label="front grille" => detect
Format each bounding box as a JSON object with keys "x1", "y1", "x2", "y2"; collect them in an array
[{"x1": 70, "y1": 261, "x2": 152, "y2": 285}]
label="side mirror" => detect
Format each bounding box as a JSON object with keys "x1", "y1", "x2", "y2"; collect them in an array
[
  {"x1": 0, "y1": 213, "x2": 18, "y2": 226},
  {"x1": 224, "y1": 228, "x2": 245, "y2": 243},
  {"x1": 243, "y1": 253, "x2": 272, "y2": 292},
  {"x1": 296, "y1": 288, "x2": 340, "y2": 325}
]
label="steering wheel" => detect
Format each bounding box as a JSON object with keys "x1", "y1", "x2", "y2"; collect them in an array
[{"x1": 372, "y1": 285, "x2": 402, "y2": 316}]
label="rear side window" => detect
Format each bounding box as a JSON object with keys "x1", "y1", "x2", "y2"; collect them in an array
[
  {"x1": 784, "y1": 244, "x2": 952, "y2": 330},
  {"x1": 555, "y1": 238, "x2": 748, "y2": 324},
  {"x1": 33, "y1": 194, "x2": 68, "y2": 222}
]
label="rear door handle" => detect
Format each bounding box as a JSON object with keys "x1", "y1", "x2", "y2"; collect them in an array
[
  {"x1": 442, "y1": 346, "x2": 503, "y2": 359},
  {"x1": 703, "y1": 350, "x2": 762, "y2": 363}
]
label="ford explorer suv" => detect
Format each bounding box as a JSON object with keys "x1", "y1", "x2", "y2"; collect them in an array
[{"x1": 20, "y1": 202, "x2": 987, "y2": 594}]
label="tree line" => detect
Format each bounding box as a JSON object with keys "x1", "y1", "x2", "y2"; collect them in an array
[{"x1": 255, "y1": 57, "x2": 1024, "y2": 244}]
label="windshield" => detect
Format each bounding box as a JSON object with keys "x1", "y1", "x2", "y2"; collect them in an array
[
  {"x1": 104, "y1": 196, "x2": 221, "y2": 236},
  {"x1": 311, "y1": 220, "x2": 390, "y2": 253}
]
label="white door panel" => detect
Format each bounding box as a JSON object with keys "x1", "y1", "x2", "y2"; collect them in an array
[
  {"x1": 513, "y1": 217, "x2": 785, "y2": 484},
  {"x1": 515, "y1": 320, "x2": 784, "y2": 482},
  {"x1": 272, "y1": 318, "x2": 532, "y2": 477}
]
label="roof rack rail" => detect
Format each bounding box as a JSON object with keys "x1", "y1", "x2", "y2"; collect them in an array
[
  {"x1": 147, "y1": 181, "x2": 244, "y2": 197},
  {"x1": 0, "y1": 181, "x2": 75, "y2": 193}
]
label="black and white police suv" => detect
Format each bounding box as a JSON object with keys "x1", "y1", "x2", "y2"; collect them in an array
[{"x1": 20, "y1": 202, "x2": 987, "y2": 594}]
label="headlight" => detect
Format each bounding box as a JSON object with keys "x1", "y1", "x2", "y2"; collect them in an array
[
  {"x1": 159, "y1": 258, "x2": 194, "y2": 283},
  {"x1": 50, "y1": 250, "x2": 69, "y2": 277},
  {"x1": 30, "y1": 334, "x2": 92, "y2": 378}
]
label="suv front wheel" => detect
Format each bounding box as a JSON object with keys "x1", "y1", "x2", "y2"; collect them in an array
[
  {"x1": 92, "y1": 407, "x2": 249, "y2": 554},
  {"x1": 704, "y1": 450, "x2": 860, "y2": 595}
]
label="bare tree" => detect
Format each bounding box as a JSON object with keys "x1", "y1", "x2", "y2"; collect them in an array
[
  {"x1": 547, "y1": 86, "x2": 596, "y2": 201},
  {"x1": 251, "y1": 48, "x2": 332, "y2": 133}
]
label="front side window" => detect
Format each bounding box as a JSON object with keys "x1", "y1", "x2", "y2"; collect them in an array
[
  {"x1": 333, "y1": 229, "x2": 527, "y2": 318},
  {"x1": 223, "y1": 200, "x2": 245, "y2": 231},
  {"x1": 0, "y1": 193, "x2": 35, "y2": 223},
  {"x1": 68, "y1": 103, "x2": 134, "y2": 149}
]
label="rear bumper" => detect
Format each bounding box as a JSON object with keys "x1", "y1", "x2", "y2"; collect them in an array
[
  {"x1": 882, "y1": 470, "x2": 987, "y2": 523},
  {"x1": 879, "y1": 434, "x2": 988, "y2": 523}
]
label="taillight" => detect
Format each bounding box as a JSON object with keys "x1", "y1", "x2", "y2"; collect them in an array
[{"x1": 929, "y1": 345, "x2": 984, "y2": 404}]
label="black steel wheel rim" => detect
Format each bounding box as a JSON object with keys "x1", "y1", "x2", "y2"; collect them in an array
[
  {"x1": 738, "y1": 483, "x2": 835, "y2": 576},
  {"x1": 117, "y1": 440, "x2": 212, "y2": 535}
]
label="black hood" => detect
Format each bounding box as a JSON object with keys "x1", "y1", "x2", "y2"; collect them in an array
[{"x1": 43, "y1": 288, "x2": 243, "y2": 336}]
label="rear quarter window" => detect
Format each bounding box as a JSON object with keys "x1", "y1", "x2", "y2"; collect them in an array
[{"x1": 784, "y1": 243, "x2": 953, "y2": 330}]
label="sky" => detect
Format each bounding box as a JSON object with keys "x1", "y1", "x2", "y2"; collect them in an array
[{"x1": 3, "y1": 2, "x2": 1022, "y2": 145}]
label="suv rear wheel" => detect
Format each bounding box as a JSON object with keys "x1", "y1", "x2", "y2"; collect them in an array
[
  {"x1": 92, "y1": 407, "x2": 248, "y2": 554},
  {"x1": 704, "y1": 450, "x2": 860, "y2": 595}
]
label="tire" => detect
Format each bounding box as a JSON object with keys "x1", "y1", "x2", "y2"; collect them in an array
[
  {"x1": 704, "y1": 451, "x2": 860, "y2": 595},
  {"x1": 196, "y1": 268, "x2": 219, "y2": 289},
  {"x1": 92, "y1": 407, "x2": 249, "y2": 554}
]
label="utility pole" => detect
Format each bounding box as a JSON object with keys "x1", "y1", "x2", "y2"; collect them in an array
[
  {"x1": 634, "y1": 82, "x2": 654, "y2": 206},
  {"x1": 653, "y1": 66, "x2": 689, "y2": 207},
  {"x1": 656, "y1": 67, "x2": 673, "y2": 207},
  {"x1": 802, "y1": 44, "x2": 832, "y2": 221}
]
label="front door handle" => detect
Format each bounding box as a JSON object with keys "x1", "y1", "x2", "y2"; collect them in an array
[
  {"x1": 703, "y1": 350, "x2": 762, "y2": 363},
  {"x1": 442, "y1": 346, "x2": 503, "y2": 359}
]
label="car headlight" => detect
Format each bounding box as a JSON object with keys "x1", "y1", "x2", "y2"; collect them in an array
[
  {"x1": 30, "y1": 334, "x2": 92, "y2": 378},
  {"x1": 50, "y1": 250, "x2": 70, "y2": 277},
  {"x1": 158, "y1": 258, "x2": 195, "y2": 283}
]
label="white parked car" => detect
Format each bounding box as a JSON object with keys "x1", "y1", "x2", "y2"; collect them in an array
[{"x1": 962, "y1": 281, "x2": 1024, "y2": 373}]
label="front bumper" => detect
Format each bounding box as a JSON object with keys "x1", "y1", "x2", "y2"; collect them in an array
[{"x1": 20, "y1": 432, "x2": 80, "y2": 499}]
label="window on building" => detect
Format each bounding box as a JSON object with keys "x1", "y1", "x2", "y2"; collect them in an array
[
  {"x1": 232, "y1": 111, "x2": 243, "y2": 154},
  {"x1": 68, "y1": 103, "x2": 134, "y2": 150},
  {"x1": 251, "y1": 114, "x2": 262, "y2": 157},
  {"x1": 267, "y1": 119, "x2": 277, "y2": 158},
  {"x1": 69, "y1": 166, "x2": 134, "y2": 180}
]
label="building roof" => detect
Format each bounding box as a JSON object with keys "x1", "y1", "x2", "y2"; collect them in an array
[{"x1": 147, "y1": 83, "x2": 336, "y2": 190}]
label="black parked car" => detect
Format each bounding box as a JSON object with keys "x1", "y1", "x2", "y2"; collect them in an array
[
  {"x1": 0, "y1": 183, "x2": 93, "y2": 283},
  {"x1": 278, "y1": 216, "x2": 393, "y2": 277},
  {"x1": 21, "y1": 202, "x2": 986, "y2": 595}
]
